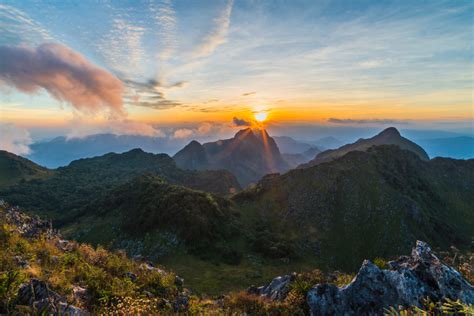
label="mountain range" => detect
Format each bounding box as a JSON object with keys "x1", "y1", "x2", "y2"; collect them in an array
[{"x1": 0, "y1": 127, "x2": 472, "y2": 294}]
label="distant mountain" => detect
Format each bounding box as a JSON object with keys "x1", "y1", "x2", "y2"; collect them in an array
[
  {"x1": 415, "y1": 136, "x2": 474, "y2": 159},
  {"x1": 174, "y1": 128, "x2": 289, "y2": 186},
  {"x1": 28, "y1": 134, "x2": 184, "y2": 168},
  {"x1": 311, "y1": 136, "x2": 344, "y2": 149},
  {"x1": 0, "y1": 150, "x2": 51, "y2": 188},
  {"x1": 273, "y1": 136, "x2": 322, "y2": 167},
  {"x1": 273, "y1": 136, "x2": 316, "y2": 154},
  {"x1": 301, "y1": 127, "x2": 429, "y2": 168},
  {"x1": 236, "y1": 145, "x2": 474, "y2": 270},
  {"x1": 0, "y1": 149, "x2": 240, "y2": 223}
]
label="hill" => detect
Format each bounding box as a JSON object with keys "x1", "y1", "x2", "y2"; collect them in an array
[
  {"x1": 0, "y1": 149, "x2": 240, "y2": 223},
  {"x1": 70, "y1": 175, "x2": 241, "y2": 260},
  {"x1": 236, "y1": 145, "x2": 474, "y2": 270},
  {"x1": 174, "y1": 128, "x2": 289, "y2": 186},
  {"x1": 0, "y1": 150, "x2": 51, "y2": 188},
  {"x1": 301, "y1": 127, "x2": 429, "y2": 168}
]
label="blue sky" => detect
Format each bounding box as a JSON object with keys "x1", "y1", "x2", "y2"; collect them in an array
[{"x1": 0, "y1": 0, "x2": 473, "y2": 149}]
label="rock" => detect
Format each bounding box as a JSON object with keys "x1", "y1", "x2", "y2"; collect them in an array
[
  {"x1": 173, "y1": 293, "x2": 189, "y2": 312},
  {"x1": 17, "y1": 278, "x2": 86, "y2": 315},
  {"x1": 72, "y1": 285, "x2": 87, "y2": 300},
  {"x1": 124, "y1": 272, "x2": 137, "y2": 282},
  {"x1": 59, "y1": 302, "x2": 87, "y2": 316},
  {"x1": 56, "y1": 239, "x2": 72, "y2": 251},
  {"x1": 247, "y1": 272, "x2": 296, "y2": 301},
  {"x1": 307, "y1": 241, "x2": 474, "y2": 315},
  {"x1": 14, "y1": 255, "x2": 30, "y2": 269},
  {"x1": 174, "y1": 275, "x2": 184, "y2": 287}
]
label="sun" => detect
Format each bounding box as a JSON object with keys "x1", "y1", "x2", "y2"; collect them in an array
[{"x1": 254, "y1": 111, "x2": 268, "y2": 122}]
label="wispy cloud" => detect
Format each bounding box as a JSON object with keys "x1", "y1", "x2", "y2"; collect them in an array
[
  {"x1": 151, "y1": 0, "x2": 177, "y2": 60},
  {"x1": 0, "y1": 43, "x2": 124, "y2": 116},
  {"x1": 192, "y1": 0, "x2": 233, "y2": 58},
  {"x1": 97, "y1": 17, "x2": 146, "y2": 76},
  {"x1": 0, "y1": 4, "x2": 53, "y2": 45}
]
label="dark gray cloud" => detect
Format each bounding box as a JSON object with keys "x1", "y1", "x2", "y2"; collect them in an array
[
  {"x1": 328, "y1": 118, "x2": 402, "y2": 124},
  {"x1": 0, "y1": 43, "x2": 124, "y2": 115},
  {"x1": 233, "y1": 117, "x2": 251, "y2": 126},
  {"x1": 242, "y1": 91, "x2": 256, "y2": 96},
  {"x1": 123, "y1": 78, "x2": 184, "y2": 110}
]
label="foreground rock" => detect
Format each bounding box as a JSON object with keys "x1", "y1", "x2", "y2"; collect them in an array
[
  {"x1": 307, "y1": 241, "x2": 474, "y2": 315},
  {"x1": 17, "y1": 279, "x2": 86, "y2": 315},
  {"x1": 247, "y1": 273, "x2": 296, "y2": 301}
]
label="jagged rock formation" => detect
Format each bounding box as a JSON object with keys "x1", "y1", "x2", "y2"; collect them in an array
[
  {"x1": 307, "y1": 241, "x2": 474, "y2": 315},
  {"x1": 0, "y1": 200, "x2": 58, "y2": 239},
  {"x1": 17, "y1": 279, "x2": 85, "y2": 315},
  {"x1": 174, "y1": 128, "x2": 289, "y2": 186},
  {"x1": 248, "y1": 273, "x2": 296, "y2": 301},
  {"x1": 301, "y1": 127, "x2": 429, "y2": 168}
]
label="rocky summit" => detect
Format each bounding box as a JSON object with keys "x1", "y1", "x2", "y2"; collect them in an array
[{"x1": 306, "y1": 241, "x2": 474, "y2": 315}]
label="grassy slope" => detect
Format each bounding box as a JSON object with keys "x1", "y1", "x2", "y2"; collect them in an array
[{"x1": 0, "y1": 150, "x2": 51, "y2": 188}]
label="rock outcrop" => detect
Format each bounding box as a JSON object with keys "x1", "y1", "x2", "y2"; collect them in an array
[
  {"x1": 0, "y1": 200, "x2": 58, "y2": 239},
  {"x1": 248, "y1": 273, "x2": 296, "y2": 301},
  {"x1": 17, "y1": 279, "x2": 85, "y2": 315},
  {"x1": 307, "y1": 241, "x2": 474, "y2": 315}
]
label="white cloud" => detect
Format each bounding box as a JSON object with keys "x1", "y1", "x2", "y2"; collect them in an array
[
  {"x1": 173, "y1": 128, "x2": 194, "y2": 139},
  {"x1": 66, "y1": 118, "x2": 165, "y2": 139},
  {"x1": 0, "y1": 123, "x2": 32, "y2": 155}
]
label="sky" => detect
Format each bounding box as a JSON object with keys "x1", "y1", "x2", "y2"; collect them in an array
[{"x1": 0, "y1": 0, "x2": 473, "y2": 153}]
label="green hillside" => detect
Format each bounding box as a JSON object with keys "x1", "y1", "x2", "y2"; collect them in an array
[
  {"x1": 0, "y1": 149, "x2": 240, "y2": 223},
  {"x1": 236, "y1": 145, "x2": 474, "y2": 270},
  {"x1": 0, "y1": 150, "x2": 51, "y2": 188}
]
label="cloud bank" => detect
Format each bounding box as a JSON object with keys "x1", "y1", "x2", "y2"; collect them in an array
[
  {"x1": 0, "y1": 123, "x2": 32, "y2": 155},
  {"x1": 0, "y1": 43, "x2": 124, "y2": 116},
  {"x1": 328, "y1": 118, "x2": 400, "y2": 124}
]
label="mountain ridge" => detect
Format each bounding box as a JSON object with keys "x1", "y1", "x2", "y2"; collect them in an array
[{"x1": 300, "y1": 127, "x2": 429, "y2": 168}]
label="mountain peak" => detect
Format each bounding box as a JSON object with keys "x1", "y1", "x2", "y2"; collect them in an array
[{"x1": 378, "y1": 127, "x2": 401, "y2": 138}]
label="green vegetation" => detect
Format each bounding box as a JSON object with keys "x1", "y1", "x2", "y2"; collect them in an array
[
  {"x1": 236, "y1": 145, "x2": 474, "y2": 271},
  {"x1": 0, "y1": 150, "x2": 51, "y2": 188},
  {"x1": 0, "y1": 149, "x2": 240, "y2": 223},
  {"x1": 1, "y1": 145, "x2": 472, "y2": 297}
]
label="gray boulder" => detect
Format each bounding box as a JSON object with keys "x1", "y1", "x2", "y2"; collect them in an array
[
  {"x1": 17, "y1": 278, "x2": 86, "y2": 315},
  {"x1": 248, "y1": 273, "x2": 296, "y2": 301},
  {"x1": 307, "y1": 241, "x2": 474, "y2": 315}
]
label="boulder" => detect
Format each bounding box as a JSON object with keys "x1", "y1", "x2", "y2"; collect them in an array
[
  {"x1": 247, "y1": 273, "x2": 296, "y2": 301},
  {"x1": 307, "y1": 241, "x2": 474, "y2": 315},
  {"x1": 17, "y1": 278, "x2": 86, "y2": 315}
]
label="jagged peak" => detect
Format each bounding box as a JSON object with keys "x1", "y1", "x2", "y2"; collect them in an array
[
  {"x1": 377, "y1": 127, "x2": 401, "y2": 138},
  {"x1": 185, "y1": 140, "x2": 203, "y2": 147}
]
